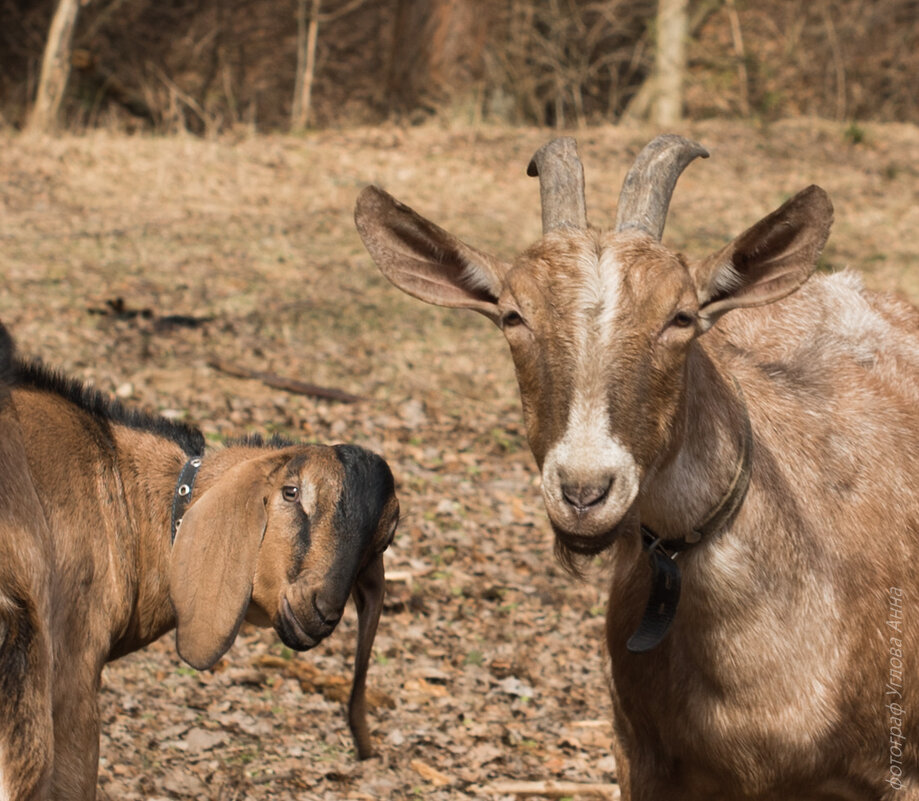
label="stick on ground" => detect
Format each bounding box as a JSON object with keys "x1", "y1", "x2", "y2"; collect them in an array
[
  {"x1": 483, "y1": 780, "x2": 620, "y2": 799},
  {"x1": 209, "y1": 359, "x2": 364, "y2": 403}
]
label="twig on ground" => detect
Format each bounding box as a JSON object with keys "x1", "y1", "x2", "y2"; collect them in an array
[
  {"x1": 251, "y1": 770, "x2": 297, "y2": 785},
  {"x1": 209, "y1": 359, "x2": 364, "y2": 403},
  {"x1": 483, "y1": 780, "x2": 620, "y2": 799}
]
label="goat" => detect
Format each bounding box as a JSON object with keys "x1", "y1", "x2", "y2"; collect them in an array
[
  {"x1": 355, "y1": 135, "x2": 919, "y2": 799},
  {"x1": 0, "y1": 321, "x2": 399, "y2": 801}
]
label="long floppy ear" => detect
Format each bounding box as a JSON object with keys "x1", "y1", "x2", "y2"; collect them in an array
[
  {"x1": 691, "y1": 185, "x2": 834, "y2": 330},
  {"x1": 347, "y1": 554, "x2": 385, "y2": 760},
  {"x1": 354, "y1": 186, "x2": 510, "y2": 324},
  {"x1": 170, "y1": 459, "x2": 269, "y2": 670}
]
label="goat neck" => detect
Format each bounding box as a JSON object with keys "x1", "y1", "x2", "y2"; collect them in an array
[
  {"x1": 104, "y1": 436, "x2": 274, "y2": 655},
  {"x1": 620, "y1": 351, "x2": 753, "y2": 653},
  {"x1": 107, "y1": 427, "x2": 206, "y2": 656},
  {"x1": 636, "y1": 341, "x2": 754, "y2": 542}
]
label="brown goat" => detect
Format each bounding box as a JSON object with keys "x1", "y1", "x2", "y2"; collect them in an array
[
  {"x1": 355, "y1": 136, "x2": 919, "y2": 799},
  {"x1": 0, "y1": 323, "x2": 399, "y2": 800}
]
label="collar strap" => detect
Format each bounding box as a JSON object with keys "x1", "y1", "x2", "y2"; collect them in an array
[
  {"x1": 171, "y1": 456, "x2": 202, "y2": 544},
  {"x1": 626, "y1": 527, "x2": 683, "y2": 653},
  {"x1": 627, "y1": 379, "x2": 754, "y2": 654},
  {"x1": 686, "y1": 379, "x2": 754, "y2": 545}
]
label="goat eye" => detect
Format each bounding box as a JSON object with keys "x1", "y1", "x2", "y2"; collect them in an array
[
  {"x1": 501, "y1": 310, "x2": 525, "y2": 329},
  {"x1": 281, "y1": 485, "x2": 300, "y2": 502},
  {"x1": 669, "y1": 311, "x2": 695, "y2": 329}
]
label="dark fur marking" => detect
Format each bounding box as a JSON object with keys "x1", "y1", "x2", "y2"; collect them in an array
[
  {"x1": 288, "y1": 514, "x2": 312, "y2": 583},
  {"x1": 11, "y1": 358, "x2": 204, "y2": 457},
  {"x1": 227, "y1": 432, "x2": 297, "y2": 450},
  {"x1": 332, "y1": 445, "x2": 394, "y2": 561}
]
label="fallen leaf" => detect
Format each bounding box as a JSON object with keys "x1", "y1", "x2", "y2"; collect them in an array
[
  {"x1": 184, "y1": 726, "x2": 227, "y2": 754},
  {"x1": 410, "y1": 758, "x2": 453, "y2": 787},
  {"x1": 160, "y1": 768, "x2": 209, "y2": 797}
]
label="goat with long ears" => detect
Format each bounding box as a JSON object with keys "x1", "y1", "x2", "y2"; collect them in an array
[
  {"x1": 0, "y1": 323, "x2": 398, "y2": 800},
  {"x1": 355, "y1": 136, "x2": 919, "y2": 799}
]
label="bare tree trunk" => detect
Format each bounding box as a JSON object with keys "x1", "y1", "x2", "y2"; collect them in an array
[
  {"x1": 28, "y1": 0, "x2": 83, "y2": 132},
  {"x1": 821, "y1": 0, "x2": 846, "y2": 121},
  {"x1": 652, "y1": 0, "x2": 688, "y2": 126},
  {"x1": 725, "y1": 0, "x2": 750, "y2": 116},
  {"x1": 622, "y1": 0, "x2": 719, "y2": 123},
  {"x1": 291, "y1": 0, "x2": 321, "y2": 131},
  {"x1": 384, "y1": 0, "x2": 488, "y2": 115}
]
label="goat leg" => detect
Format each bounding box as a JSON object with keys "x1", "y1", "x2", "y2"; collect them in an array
[{"x1": 348, "y1": 555, "x2": 385, "y2": 760}]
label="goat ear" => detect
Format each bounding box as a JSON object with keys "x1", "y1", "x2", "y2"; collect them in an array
[
  {"x1": 691, "y1": 185, "x2": 833, "y2": 329},
  {"x1": 169, "y1": 460, "x2": 269, "y2": 670},
  {"x1": 354, "y1": 186, "x2": 510, "y2": 323}
]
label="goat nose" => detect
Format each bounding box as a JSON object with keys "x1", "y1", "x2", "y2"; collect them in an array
[
  {"x1": 311, "y1": 593, "x2": 342, "y2": 627},
  {"x1": 561, "y1": 478, "x2": 613, "y2": 512}
]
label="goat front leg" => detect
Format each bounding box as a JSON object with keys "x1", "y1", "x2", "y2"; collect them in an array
[
  {"x1": 0, "y1": 404, "x2": 55, "y2": 800},
  {"x1": 610, "y1": 733, "x2": 695, "y2": 801},
  {"x1": 608, "y1": 694, "x2": 698, "y2": 801},
  {"x1": 617, "y1": 773, "x2": 697, "y2": 801},
  {"x1": 0, "y1": 594, "x2": 54, "y2": 801},
  {"x1": 50, "y1": 672, "x2": 103, "y2": 801}
]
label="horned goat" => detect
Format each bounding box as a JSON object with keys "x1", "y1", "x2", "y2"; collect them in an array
[
  {"x1": 355, "y1": 135, "x2": 919, "y2": 799},
  {"x1": 0, "y1": 322, "x2": 399, "y2": 800}
]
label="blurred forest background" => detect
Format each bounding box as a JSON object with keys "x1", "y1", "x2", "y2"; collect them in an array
[{"x1": 2, "y1": 0, "x2": 917, "y2": 135}]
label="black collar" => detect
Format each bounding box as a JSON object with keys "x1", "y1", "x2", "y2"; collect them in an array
[
  {"x1": 171, "y1": 456, "x2": 203, "y2": 544},
  {"x1": 626, "y1": 382, "x2": 754, "y2": 654}
]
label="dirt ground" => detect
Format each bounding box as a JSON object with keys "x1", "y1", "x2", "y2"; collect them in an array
[{"x1": 1, "y1": 119, "x2": 917, "y2": 800}]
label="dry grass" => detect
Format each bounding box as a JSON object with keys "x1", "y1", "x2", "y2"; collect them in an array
[{"x1": 1, "y1": 119, "x2": 917, "y2": 799}]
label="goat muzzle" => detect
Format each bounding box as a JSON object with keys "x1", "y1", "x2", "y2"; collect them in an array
[
  {"x1": 560, "y1": 478, "x2": 613, "y2": 512},
  {"x1": 277, "y1": 596, "x2": 322, "y2": 651}
]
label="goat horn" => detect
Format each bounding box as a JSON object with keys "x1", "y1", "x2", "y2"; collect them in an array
[
  {"x1": 527, "y1": 137, "x2": 588, "y2": 233},
  {"x1": 615, "y1": 134, "x2": 710, "y2": 241}
]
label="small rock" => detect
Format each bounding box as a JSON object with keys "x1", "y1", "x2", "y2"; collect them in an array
[{"x1": 496, "y1": 676, "x2": 536, "y2": 698}]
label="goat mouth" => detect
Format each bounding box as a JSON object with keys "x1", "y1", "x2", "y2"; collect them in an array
[
  {"x1": 277, "y1": 597, "x2": 321, "y2": 651},
  {"x1": 552, "y1": 522, "x2": 620, "y2": 555}
]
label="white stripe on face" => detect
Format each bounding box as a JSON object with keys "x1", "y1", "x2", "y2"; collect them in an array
[
  {"x1": 298, "y1": 478, "x2": 318, "y2": 518},
  {"x1": 540, "y1": 246, "x2": 640, "y2": 536}
]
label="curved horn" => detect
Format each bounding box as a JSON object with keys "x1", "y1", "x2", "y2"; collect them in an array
[
  {"x1": 527, "y1": 137, "x2": 587, "y2": 233},
  {"x1": 615, "y1": 135, "x2": 709, "y2": 241}
]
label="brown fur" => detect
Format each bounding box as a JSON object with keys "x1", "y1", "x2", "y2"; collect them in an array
[
  {"x1": 0, "y1": 399, "x2": 54, "y2": 801},
  {"x1": 0, "y1": 340, "x2": 399, "y2": 800},
  {"x1": 355, "y1": 150, "x2": 919, "y2": 799}
]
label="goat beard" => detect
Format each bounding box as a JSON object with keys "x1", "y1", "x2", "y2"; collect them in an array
[{"x1": 551, "y1": 506, "x2": 638, "y2": 578}]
